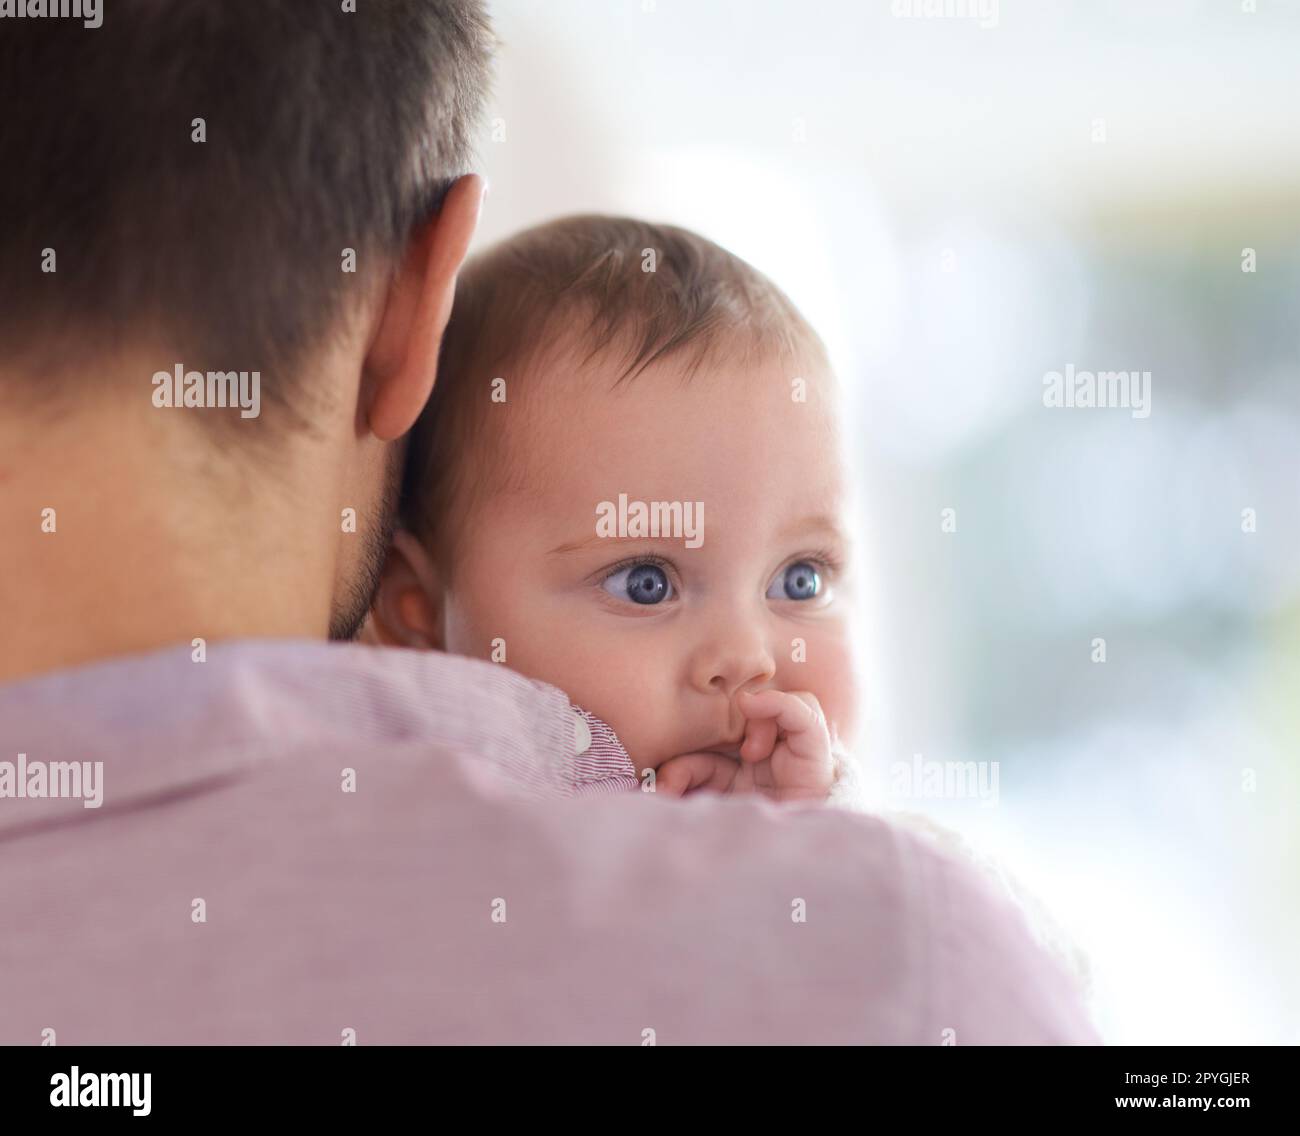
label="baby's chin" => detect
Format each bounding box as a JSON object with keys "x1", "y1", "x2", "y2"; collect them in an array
[
  {"x1": 633, "y1": 744, "x2": 742, "y2": 784},
  {"x1": 630, "y1": 754, "x2": 664, "y2": 782},
  {"x1": 607, "y1": 730, "x2": 678, "y2": 779},
  {"x1": 625, "y1": 750, "x2": 680, "y2": 784}
]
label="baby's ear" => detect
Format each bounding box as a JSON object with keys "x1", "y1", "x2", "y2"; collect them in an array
[{"x1": 368, "y1": 529, "x2": 444, "y2": 650}]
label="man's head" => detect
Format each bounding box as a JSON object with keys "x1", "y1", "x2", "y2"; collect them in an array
[{"x1": 0, "y1": 1, "x2": 493, "y2": 669}]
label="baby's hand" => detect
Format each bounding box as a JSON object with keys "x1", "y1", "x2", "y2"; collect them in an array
[{"x1": 656, "y1": 690, "x2": 834, "y2": 803}]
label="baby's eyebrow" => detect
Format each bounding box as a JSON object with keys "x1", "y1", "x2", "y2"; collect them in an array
[
  {"x1": 547, "y1": 534, "x2": 680, "y2": 556},
  {"x1": 548, "y1": 514, "x2": 846, "y2": 557},
  {"x1": 777, "y1": 513, "x2": 847, "y2": 545}
]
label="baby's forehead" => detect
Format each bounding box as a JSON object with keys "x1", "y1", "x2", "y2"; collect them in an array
[
  {"x1": 516, "y1": 329, "x2": 835, "y2": 413},
  {"x1": 490, "y1": 343, "x2": 846, "y2": 514},
  {"x1": 504, "y1": 336, "x2": 834, "y2": 443}
]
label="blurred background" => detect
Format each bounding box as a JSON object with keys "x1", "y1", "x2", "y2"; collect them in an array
[{"x1": 476, "y1": 0, "x2": 1299, "y2": 1044}]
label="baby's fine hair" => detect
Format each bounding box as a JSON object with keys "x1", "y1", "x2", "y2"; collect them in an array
[{"x1": 400, "y1": 214, "x2": 828, "y2": 563}]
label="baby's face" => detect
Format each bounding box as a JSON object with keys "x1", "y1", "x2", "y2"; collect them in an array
[{"x1": 437, "y1": 344, "x2": 860, "y2": 779}]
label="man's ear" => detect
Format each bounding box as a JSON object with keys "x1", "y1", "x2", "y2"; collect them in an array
[
  {"x1": 369, "y1": 529, "x2": 445, "y2": 650},
  {"x1": 364, "y1": 173, "x2": 486, "y2": 442}
]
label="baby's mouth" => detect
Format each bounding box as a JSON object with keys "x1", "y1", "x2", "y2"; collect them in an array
[{"x1": 692, "y1": 741, "x2": 744, "y2": 762}]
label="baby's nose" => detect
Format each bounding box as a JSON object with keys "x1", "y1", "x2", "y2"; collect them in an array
[{"x1": 688, "y1": 629, "x2": 776, "y2": 699}]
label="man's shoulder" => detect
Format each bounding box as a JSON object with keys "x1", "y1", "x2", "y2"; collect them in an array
[
  {"x1": 509, "y1": 789, "x2": 1101, "y2": 1044},
  {"x1": 0, "y1": 726, "x2": 1097, "y2": 1043},
  {"x1": 0, "y1": 644, "x2": 1098, "y2": 1043},
  {"x1": 362, "y1": 771, "x2": 1099, "y2": 1044},
  {"x1": 0, "y1": 639, "x2": 586, "y2": 827}
]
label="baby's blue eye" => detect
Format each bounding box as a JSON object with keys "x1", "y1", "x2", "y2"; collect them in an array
[
  {"x1": 603, "y1": 562, "x2": 673, "y2": 605},
  {"x1": 769, "y1": 560, "x2": 821, "y2": 601}
]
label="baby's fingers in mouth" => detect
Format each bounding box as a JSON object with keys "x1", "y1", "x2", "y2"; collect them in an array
[{"x1": 740, "y1": 717, "x2": 778, "y2": 762}]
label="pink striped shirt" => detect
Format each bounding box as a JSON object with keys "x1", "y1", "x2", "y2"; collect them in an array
[{"x1": 0, "y1": 641, "x2": 1099, "y2": 1044}]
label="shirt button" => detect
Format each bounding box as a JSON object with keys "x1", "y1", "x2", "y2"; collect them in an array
[{"x1": 572, "y1": 710, "x2": 592, "y2": 755}]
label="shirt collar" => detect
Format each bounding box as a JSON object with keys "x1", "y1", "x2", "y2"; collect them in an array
[{"x1": 0, "y1": 640, "x2": 584, "y2": 834}]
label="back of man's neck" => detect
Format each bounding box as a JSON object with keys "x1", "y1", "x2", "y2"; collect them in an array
[{"x1": 0, "y1": 404, "x2": 336, "y2": 684}]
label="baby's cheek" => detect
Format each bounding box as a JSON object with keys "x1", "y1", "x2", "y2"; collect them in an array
[
  {"x1": 490, "y1": 630, "x2": 668, "y2": 778},
  {"x1": 775, "y1": 632, "x2": 861, "y2": 748},
  {"x1": 571, "y1": 675, "x2": 671, "y2": 780}
]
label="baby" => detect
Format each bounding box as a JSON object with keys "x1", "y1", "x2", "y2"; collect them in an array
[{"x1": 368, "y1": 214, "x2": 863, "y2": 804}]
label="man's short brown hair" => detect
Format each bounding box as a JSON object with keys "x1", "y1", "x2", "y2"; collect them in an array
[
  {"x1": 0, "y1": 0, "x2": 493, "y2": 430},
  {"x1": 401, "y1": 214, "x2": 829, "y2": 567}
]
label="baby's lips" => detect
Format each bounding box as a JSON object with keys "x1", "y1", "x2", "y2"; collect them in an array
[{"x1": 674, "y1": 743, "x2": 743, "y2": 763}]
